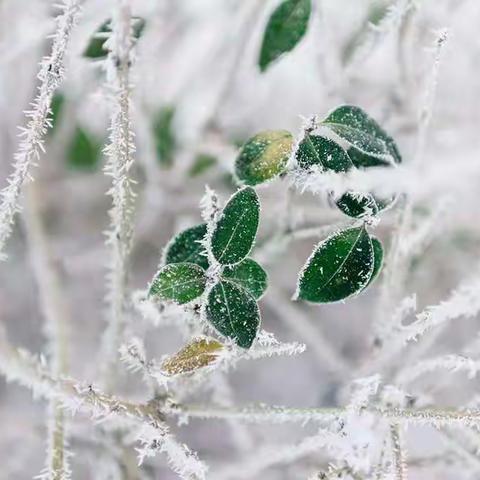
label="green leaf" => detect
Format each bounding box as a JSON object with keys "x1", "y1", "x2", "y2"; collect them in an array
[
  {"x1": 235, "y1": 130, "x2": 293, "y2": 185},
  {"x1": 222, "y1": 258, "x2": 268, "y2": 299},
  {"x1": 149, "y1": 263, "x2": 206, "y2": 304},
  {"x1": 365, "y1": 236, "x2": 383, "y2": 288},
  {"x1": 211, "y1": 187, "x2": 260, "y2": 265},
  {"x1": 161, "y1": 337, "x2": 224, "y2": 376},
  {"x1": 335, "y1": 191, "x2": 379, "y2": 219},
  {"x1": 49, "y1": 93, "x2": 65, "y2": 136},
  {"x1": 259, "y1": 0, "x2": 312, "y2": 71},
  {"x1": 296, "y1": 226, "x2": 374, "y2": 303},
  {"x1": 296, "y1": 134, "x2": 353, "y2": 172},
  {"x1": 83, "y1": 20, "x2": 110, "y2": 59},
  {"x1": 67, "y1": 127, "x2": 101, "y2": 171},
  {"x1": 206, "y1": 280, "x2": 260, "y2": 348},
  {"x1": 188, "y1": 154, "x2": 217, "y2": 177},
  {"x1": 163, "y1": 224, "x2": 209, "y2": 270},
  {"x1": 322, "y1": 105, "x2": 401, "y2": 163},
  {"x1": 83, "y1": 17, "x2": 146, "y2": 59},
  {"x1": 153, "y1": 106, "x2": 176, "y2": 167}
]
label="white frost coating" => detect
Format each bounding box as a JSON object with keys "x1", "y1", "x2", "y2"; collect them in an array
[
  {"x1": 136, "y1": 423, "x2": 208, "y2": 480},
  {"x1": 0, "y1": 0, "x2": 82, "y2": 261},
  {"x1": 347, "y1": 375, "x2": 381, "y2": 415},
  {"x1": 100, "y1": 2, "x2": 138, "y2": 390},
  {"x1": 397, "y1": 354, "x2": 480, "y2": 385},
  {"x1": 211, "y1": 428, "x2": 346, "y2": 480}
]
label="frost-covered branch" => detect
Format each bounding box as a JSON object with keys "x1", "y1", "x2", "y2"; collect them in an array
[
  {"x1": 101, "y1": 1, "x2": 138, "y2": 390},
  {"x1": 23, "y1": 183, "x2": 71, "y2": 480},
  {"x1": 0, "y1": 327, "x2": 207, "y2": 479},
  {"x1": 0, "y1": 0, "x2": 82, "y2": 261},
  {"x1": 390, "y1": 423, "x2": 408, "y2": 480}
]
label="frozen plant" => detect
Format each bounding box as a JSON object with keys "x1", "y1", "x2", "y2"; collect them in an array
[{"x1": 1, "y1": 0, "x2": 480, "y2": 479}]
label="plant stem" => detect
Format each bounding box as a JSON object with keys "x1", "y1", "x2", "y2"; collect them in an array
[{"x1": 0, "y1": 0, "x2": 82, "y2": 260}]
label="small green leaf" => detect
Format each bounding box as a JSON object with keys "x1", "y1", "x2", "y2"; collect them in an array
[
  {"x1": 322, "y1": 105, "x2": 401, "y2": 163},
  {"x1": 149, "y1": 263, "x2": 206, "y2": 304},
  {"x1": 235, "y1": 130, "x2": 293, "y2": 185},
  {"x1": 49, "y1": 93, "x2": 65, "y2": 136},
  {"x1": 335, "y1": 190, "x2": 396, "y2": 219},
  {"x1": 83, "y1": 20, "x2": 110, "y2": 59},
  {"x1": 296, "y1": 226, "x2": 374, "y2": 303},
  {"x1": 335, "y1": 192, "x2": 379, "y2": 219},
  {"x1": 153, "y1": 106, "x2": 176, "y2": 167},
  {"x1": 211, "y1": 187, "x2": 260, "y2": 266},
  {"x1": 161, "y1": 337, "x2": 224, "y2": 376},
  {"x1": 259, "y1": 0, "x2": 312, "y2": 71},
  {"x1": 83, "y1": 17, "x2": 146, "y2": 59},
  {"x1": 189, "y1": 154, "x2": 217, "y2": 177},
  {"x1": 67, "y1": 127, "x2": 101, "y2": 171},
  {"x1": 223, "y1": 258, "x2": 268, "y2": 299},
  {"x1": 206, "y1": 280, "x2": 260, "y2": 348},
  {"x1": 365, "y1": 236, "x2": 383, "y2": 288},
  {"x1": 163, "y1": 224, "x2": 209, "y2": 270},
  {"x1": 296, "y1": 134, "x2": 353, "y2": 172}
]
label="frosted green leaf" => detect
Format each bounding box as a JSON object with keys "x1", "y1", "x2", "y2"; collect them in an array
[
  {"x1": 153, "y1": 106, "x2": 176, "y2": 167},
  {"x1": 67, "y1": 127, "x2": 101, "y2": 171},
  {"x1": 83, "y1": 17, "x2": 146, "y2": 59},
  {"x1": 259, "y1": 0, "x2": 312, "y2": 71},
  {"x1": 322, "y1": 105, "x2": 401, "y2": 163},
  {"x1": 222, "y1": 258, "x2": 268, "y2": 299},
  {"x1": 149, "y1": 263, "x2": 206, "y2": 305},
  {"x1": 161, "y1": 337, "x2": 223, "y2": 376},
  {"x1": 347, "y1": 146, "x2": 394, "y2": 168},
  {"x1": 163, "y1": 224, "x2": 208, "y2": 270},
  {"x1": 206, "y1": 280, "x2": 260, "y2": 349},
  {"x1": 211, "y1": 187, "x2": 260, "y2": 265},
  {"x1": 297, "y1": 226, "x2": 374, "y2": 303},
  {"x1": 235, "y1": 130, "x2": 293, "y2": 185},
  {"x1": 365, "y1": 236, "x2": 383, "y2": 288},
  {"x1": 296, "y1": 134, "x2": 353, "y2": 172}
]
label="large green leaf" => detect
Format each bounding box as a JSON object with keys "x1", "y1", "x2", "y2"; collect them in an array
[
  {"x1": 211, "y1": 187, "x2": 260, "y2": 265},
  {"x1": 163, "y1": 224, "x2": 208, "y2": 270},
  {"x1": 222, "y1": 258, "x2": 268, "y2": 299},
  {"x1": 322, "y1": 105, "x2": 401, "y2": 163},
  {"x1": 259, "y1": 0, "x2": 312, "y2": 72},
  {"x1": 83, "y1": 17, "x2": 146, "y2": 59},
  {"x1": 235, "y1": 130, "x2": 293, "y2": 185},
  {"x1": 296, "y1": 134, "x2": 353, "y2": 172},
  {"x1": 153, "y1": 106, "x2": 176, "y2": 167},
  {"x1": 206, "y1": 280, "x2": 260, "y2": 348},
  {"x1": 296, "y1": 226, "x2": 374, "y2": 303},
  {"x1": 149, "y1": 263, "x2": 206, "y2": 305},
  {"x1": 67, "y1": 127, "x2": 101, "y2": 171}
]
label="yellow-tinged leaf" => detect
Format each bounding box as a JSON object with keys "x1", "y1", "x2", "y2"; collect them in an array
[{"x1": 161, "y1": 337, "x2": 224, "y2": 375}]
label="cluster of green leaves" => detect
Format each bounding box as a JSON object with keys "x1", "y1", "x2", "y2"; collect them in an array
[
  {"x1": 149, "y1": 187, "x2": 267, "y2": 349},
  {"x1": 234, "y1": 105, "x2": 401, "y2": 303}
]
